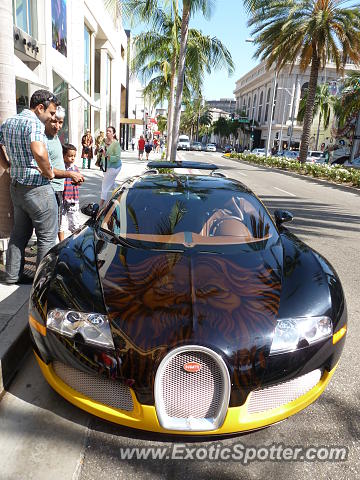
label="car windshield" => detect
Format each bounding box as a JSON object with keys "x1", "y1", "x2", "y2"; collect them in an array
[{"x1": 99, "y1": 184, "x2": 278, "y2": 248}]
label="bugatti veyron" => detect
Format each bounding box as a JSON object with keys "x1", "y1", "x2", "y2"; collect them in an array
[{"x1": 29, "y1": 161, "x2": 347, "y2": 435}]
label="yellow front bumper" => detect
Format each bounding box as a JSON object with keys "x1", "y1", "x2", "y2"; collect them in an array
[{"x1": 35, "y1": 352, "x2": 337, "y2": 435}]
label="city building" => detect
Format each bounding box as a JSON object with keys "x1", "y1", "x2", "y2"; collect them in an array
[
  {"x1": 206, "y1": 98, "x2": 236, "y2": 114},
  {"x1": 0, "y1": 0, "x2": 145, "y2": 253},
  {"x1": 234, "y1": 60, "x2": 359, "y2": 151},
  {"x1": 12, "y1": 0, "x2": 132, "y2": 147}
]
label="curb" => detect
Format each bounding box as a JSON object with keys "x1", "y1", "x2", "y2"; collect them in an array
[
  {"x1": 0, "y1": 300, "x2": 31, "y2": 397},
  {"x1": 222, "y1": 155, "x2": 360, "y2": 195}
]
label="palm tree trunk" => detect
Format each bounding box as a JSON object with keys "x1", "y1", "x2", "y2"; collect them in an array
[
  {"x1": 0, "y1": 0, "x2": 16, "y2": 238},
  {"x1": 166, "y1": 54, "x2": 177, "y2": 160},
  {"x1": 299, "y1": 51, "x2": 320, "y2": 163},
  {"x1": 170, "y1": 2, "x2": 190, "y2": 161},
  {"x1": 315, "y1": 111, "x2": 322, "y2": 150}
]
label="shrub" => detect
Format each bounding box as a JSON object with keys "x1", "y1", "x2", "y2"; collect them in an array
[{"x1": 228, "y1": 153, "x2": 360, "y2": 188}]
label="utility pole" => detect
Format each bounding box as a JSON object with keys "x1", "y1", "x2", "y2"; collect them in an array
[{"x1": 266, "y1": 71, "x2": 278, "y2": 157}]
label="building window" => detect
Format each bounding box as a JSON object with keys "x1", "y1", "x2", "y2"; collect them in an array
[
  {"x1": 13, "y1": 0, "x2": 37, "y2": 38},
  {"x1": 53, "y1": 71, "x2": 69, "y2": 143},
  {"x1": 264, "y1": 88, "x2": 271, "y2": 122},
  {"x1": 252, "y1": 94, "x2": 257, "y2": 120},
  {"x1": 300, "y1": 82, "x2": 309, "y2": 99},
  {"x1": 247, "y1": 97, "x2": 251, "y2": 118},
  {"x1": 106, "y1": 54, "x2": 112, "y2": 125},
  {"x1": 16, "y1": 79, "x2": 29, "y2": 114},
  {"x1": 52, "y1": 0, "x2": 67, "y2": 57},
  {"x1": 258, "y1": 91, "x2": 263, "y2": 124},
  {"x1": 84, "y1": 25, "x2": 91, "y2": 131}
]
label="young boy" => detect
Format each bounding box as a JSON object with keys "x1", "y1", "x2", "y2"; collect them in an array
[{"x1": 60, "y1": 144, "x2": 81, "y2": 237}]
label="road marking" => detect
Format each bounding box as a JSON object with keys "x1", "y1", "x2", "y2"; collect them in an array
[
  {"x1": 273, "y1": 186, "x2": 296, "y2": 197},
  {"x1": 237, "y1": 172, "x2": 247, "y2": 177}
]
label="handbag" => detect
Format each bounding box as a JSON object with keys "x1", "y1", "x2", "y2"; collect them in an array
[{"x1": 100, "y1": 157, "x2": 108, "y2": 172}]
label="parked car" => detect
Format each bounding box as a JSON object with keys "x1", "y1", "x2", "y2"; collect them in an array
[
  {"x1": 343, "y1": 156, "x2": 360, "y2": 169},
  {"x1": 177, "y1": 134, "x2": 190, "y2": 151},
  {"x1": 206, "y1": 143, "x2": 217, "y2": 152},
  {"x1": 29, "y1": 160, "x2": 347, "y2": 435},
  {"x1": 330, "y1": 155, "x2": 350, "y2": 166},
  {"x1": 191, "y1": 141, "x2": 203, "y2": 151},
  {"x1": 251, "y1": 148, "x2": 266, "y2": 157},
  {"x1": 223, "y1": 145, "x2": 233, "y2": 154},
  {"x1": 306, "y1": 151, "x2": 324, "y2": 163},
  {"x1": 282, "y1": 150, "x2": 300, "y2": 161}
]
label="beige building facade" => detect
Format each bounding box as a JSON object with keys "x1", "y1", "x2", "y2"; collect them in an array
[{"x1": 234, "y1": 60, "x2": 359, "y2": 152}]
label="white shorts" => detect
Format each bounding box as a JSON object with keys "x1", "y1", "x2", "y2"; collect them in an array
[
  {"x1": 60, "y1": 202, "x2": 81, "y2": 233},
  {"x1": 101, "y1": 166, "x2": 122, "y2": 201}
]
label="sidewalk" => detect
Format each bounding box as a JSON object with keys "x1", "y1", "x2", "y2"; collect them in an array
[{"x1": 0, "y1": 148, "x2": 153, "y2": 396}]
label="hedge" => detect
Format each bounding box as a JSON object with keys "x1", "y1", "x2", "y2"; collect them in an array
[{"x1": 225, "y1": 153, "x2": 360, "y2": 188}]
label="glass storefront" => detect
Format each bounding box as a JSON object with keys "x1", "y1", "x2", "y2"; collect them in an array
[
  {"x1": 84, "y1": 25, "x2": 91, "y2": 131},
  {"x1": 16, "y1": 79, "x2": 29, "y2": 114},
  {"x1": 106, "y1": 54, "x2": 111, "y2": 125},
  {"x1": 51, "y1": 0, "x2": 67, "y2": 57},
  {"x1": 53, "y1": 71, "x2": 69, "y2": 144}
]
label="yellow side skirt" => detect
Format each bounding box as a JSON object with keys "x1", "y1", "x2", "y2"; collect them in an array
[{"x1": 34, "y1": 352, "x2": 337, "y2": 435}]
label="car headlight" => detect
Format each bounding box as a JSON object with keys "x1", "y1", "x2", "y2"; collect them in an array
[
  {"x1": 47, "y1": 309, "x2": 115, "y2": 349},
  {"x1": 270, "y1": 316, "x2": 332, "y2": 355}
]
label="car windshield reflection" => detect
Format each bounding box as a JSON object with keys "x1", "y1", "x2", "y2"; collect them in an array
[{"x1": 99, "y1": 188, "x2": 278, "y2": 247}]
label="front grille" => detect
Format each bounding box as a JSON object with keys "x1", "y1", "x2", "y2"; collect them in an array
[
  {"x1": 247, "y1": 369, "x2": 322, "y2": 414},
  {"x1": 155, "y1": 346, "x2": 230, "y2": 431},
  {"x1": 53, "y1": 361, "x2": 134, "y2": 411}
]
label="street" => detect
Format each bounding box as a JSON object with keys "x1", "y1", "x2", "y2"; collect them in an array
[{"x1": 0, "y1": 150, "x2": 359, "y2": 480}]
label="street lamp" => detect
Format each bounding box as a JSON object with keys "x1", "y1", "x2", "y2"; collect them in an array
[
  {"x1": 277, "y1": 87, "x2": 294, "y2": 152},
  {"x1": 265, "y1": 71, "x2": 278, "y2": 157}
]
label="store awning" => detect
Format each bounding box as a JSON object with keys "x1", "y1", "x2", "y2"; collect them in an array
[
  {"x1": 120, "y1": 118, "x2": 144, "y2": 125},
  {"x1": 52, "y1": 68, "x2": 100, "y2": 110},
  {"x1": 14, "y1": 55, "x2": 48, "y2": 89}
]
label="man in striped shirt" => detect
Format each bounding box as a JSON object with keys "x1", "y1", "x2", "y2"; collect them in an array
[{"x1": 0, "y1": 89, "x2": 60, "y2": 284}]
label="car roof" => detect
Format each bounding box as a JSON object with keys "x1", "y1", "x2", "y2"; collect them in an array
[{"x1": 125, "y1": 173, "x2": 252, "y2": 194}]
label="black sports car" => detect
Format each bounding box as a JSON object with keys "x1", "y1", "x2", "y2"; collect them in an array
[{"x1": 29, "y1": 161, "x2": 347, "y2": 435}]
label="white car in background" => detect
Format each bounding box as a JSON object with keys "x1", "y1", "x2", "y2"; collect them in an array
[
  {"x1": 205, "y1": 143, "x2": 217, "y2": 152},
  {"x1": 251, "y1": 148, "x2": 266, "y2": 157},
  {"x1": 177, "y1": 135, "x2": 191, "y2": 151},
  {"x1": 306, "y1": 151, "x2": 324, "y2": 163}
]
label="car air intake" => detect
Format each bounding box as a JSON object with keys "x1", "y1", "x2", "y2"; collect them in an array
[
  {"x1": 247, "y1": 369, "x2": 322, "y2": 414},
  {"x1": 52, "y1": 361, "x2": 134, "y2": 411},
  {"x1": 155, "y1": 346, "x2": 230, "y2": 431}
]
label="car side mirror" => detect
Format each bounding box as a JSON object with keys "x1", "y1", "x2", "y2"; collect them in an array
[
  {"x1": 274, "y1": 209, "x2": 293, "y2": 228},
  {"x1": 81, "y1": 203, "x2": 99, "y2": 219}
]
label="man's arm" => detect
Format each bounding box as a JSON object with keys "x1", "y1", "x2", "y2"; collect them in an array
[
  {"x1": 53, "y1": 168, "x2": 84, "y2": 183},
  {"x1": 30, "y1": 141, "x2": 54, "y2": 179},
  {"x1": 0, "y1": 145, "x2": 10, "y2": 172}
]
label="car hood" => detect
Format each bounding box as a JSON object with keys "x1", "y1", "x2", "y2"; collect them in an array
[{"x1": 96, "y1": 239, "x2": 282, "y2": 394}]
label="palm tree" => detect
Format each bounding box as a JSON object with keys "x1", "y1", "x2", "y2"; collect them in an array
[
  {"x1": 245, "y1": 0, "x2": 360, "y2": 163},
  {"x1": 170, "y1": 0, "x2": 217, "y2": 160},
  {"x1": 0, "y1": 0, "x2": 16, "y2": 238},
  {"x1": 297, "y1": 83, "x2": 335, "y2": 150},
  {"x1": 130, "y1": 4, "x2": 233, "y2": 159}
]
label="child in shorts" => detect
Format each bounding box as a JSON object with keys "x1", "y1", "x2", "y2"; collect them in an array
[{"x1": 60, "y1": 144, "x2": 81, "y2": 235}]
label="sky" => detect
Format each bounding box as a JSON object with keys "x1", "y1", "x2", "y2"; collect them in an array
[{"x1": 124, "y1": 0, "x2": 259, "y2": 101}]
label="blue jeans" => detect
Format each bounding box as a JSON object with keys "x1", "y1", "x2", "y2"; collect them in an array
[{"x1": 6, "y1": 182, "x2": 58, "y2": 282}]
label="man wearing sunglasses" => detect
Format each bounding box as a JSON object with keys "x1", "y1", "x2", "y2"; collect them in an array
[{"x1": 0, "y1": 89, "x2": 60, "y2": 284}]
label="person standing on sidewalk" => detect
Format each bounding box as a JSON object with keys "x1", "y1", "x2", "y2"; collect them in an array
[
  {"x1": 138, "y1": 135, "x2": 145, "y2": 160},
  {"x1": 131, "y1": 136, "x2": 136, "y2": 151},
  {"x1": 99, "y1": 126, "x2": 121, "y2": 208},
  {"x1": 0, "y1": 89, "x2": 60, "y2": 284},
  {"x1": 46, "y1": 106, "x2": 84, "y2": 241},
  {"x1": 61, "y1": 144, "x2": 82, "y2": 234},
  {"x1": 81, "y1": 129, "x2": 93, "y2": 169}
]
